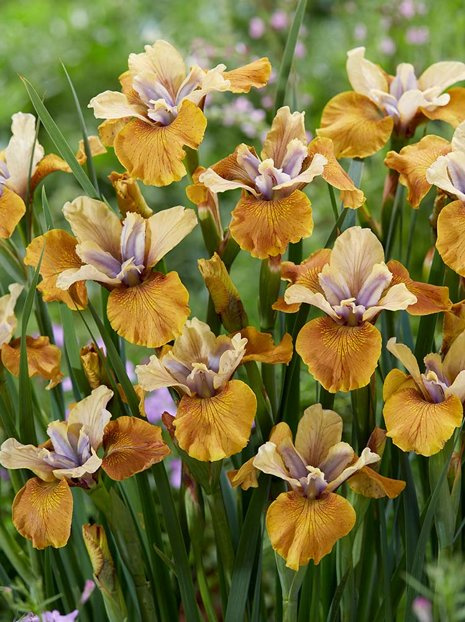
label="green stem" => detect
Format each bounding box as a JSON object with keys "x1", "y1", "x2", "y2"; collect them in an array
[{"x1": 245, "y1": 361, "x2": 274, "y2": 441}]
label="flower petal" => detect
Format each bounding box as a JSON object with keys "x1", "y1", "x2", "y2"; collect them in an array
[
  {"x1": 67, "y1": 385, "x2": 113, "y2": 450},
  {"x1": 348, "y1": 466, "x2": 406, "y2": 499},
  {"x1": 102, "y1": 416, "x2": 170, "y2": 480},
  {"x1": 145, "y1": 206, "x2": 197, "y2": 268},
  {"x1": 5, "y1": 113, "x2": 44, "y2": 198},
  {"x1": 422, "y1": 87, "x2": 465, "y2": 127},
  {"x1": 346, "y1": 47, "x2": 389, "y2": 96},
  {"x1": 113, "y1": 100, "x2": 207, "y2": 187},
  {"x1": 63, "y1": 196, "x2": 122, "y2": 256},
  {"x1": 227, "y1": 456, "x2": 259, "y2": 490},
  {"x1": 174, "y1": 379, "x2": 256, "y2": 461},
  {"x1": 296, "y1": 317, "x2": 382, "y2": 393},
  {"x1": 384, "y1": 387, "x2": 462, "y2": 456},
  {"x1": 109, "y1": 172, "x2": 153, "y2": 218},
  {"x1": 129, "y1": 40, "x2": 186, "y2": 94},
  {"x1": 418, "y1": 62, "x2": 465, "y2": 92},
  {"x1": 294, "y1": 403, "x2": 343, "y2": 466},
  {"x1": 307, "y1": 137, "x2": 365, "y2": 208},
  {"x1": 385, "y1": 136, "x2": 451, "y2": 208},
  {"x1": 107, "y1": 271, "x2": 189, "y2": 348},
  {"x1": 12, "y1": 477, "x2": 73, "y2": 549},
  {"x1": 0, "y1": 283, "x2": 22, "y2": 347},
  {"x1": 387, "y1": 260, "x2": 451, "y2": 316},
  {"x1": 88, "y1": 90, "x2": 148, "y2": 122},
  {"x1": 318, "y1": 91, "x2": 393, "y2": 158},
  {"x1": 0, "y1": 438, "x2": 54, "y2": 481},
  {"x1": 1, "y1": 336, "x2": 63, "y2": 389},
  {"x1": 240, "y1": 327, "x2": 293, "y2": 364},
  {"x1": 261, "y1": 107, "x2": 307, "y2": 166},
  {"x1": 284, "y1": 285, "x2": 340, "y2": 320},
  {"x1": 136, "y1": 353, "x2": 191, "y2": 395},
  {"x1": 230, "y1": 189, "x2": 313, "y2": 258},
  {"x1": 0, "y1": 187, "x2": 26, "y2": 238},
  {"x1": 386, "y1": 337, "x2": 422, "y2": 386},
  {"x1": 223, "y1": 58, "x2": 271, "y2": 93},
  {"x1": 24, "y1": 230, "x2": 87, "y2": 310},
  {"x1": 437, "y1": 200, "x2": 465, "y2": 276},
  {"x1": 267, "y1": 491, "x2": 355, "y2": 569},
  {"x1": 362, "y1": 283, "x2": 417, "y2": 322}
]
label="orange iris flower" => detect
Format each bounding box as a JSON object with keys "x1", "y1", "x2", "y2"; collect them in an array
[
  {"x1": 318, "y1": 47, "x2": 465, "y2": 158},
  {"x1": 0, "y1": 386, "x2": 169, "y2": 548},
  {"x1": 89, "y1": 40, "x2": 271, "y2": 187}
]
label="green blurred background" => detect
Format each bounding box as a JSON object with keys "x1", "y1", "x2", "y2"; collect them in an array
[{"x1": 1, "y1": 0, "x2": 464, "y2": 394}]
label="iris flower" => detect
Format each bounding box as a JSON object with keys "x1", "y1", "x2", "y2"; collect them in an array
[
  {"x1": 0, "y1": 112, "x2": 104, "y2": 238},
  {"x1": 89, "y1": 40, "x2": 271, "y2": 187},
  {"x1": 0, "y1": 283, "x2": 62, "y2": 388},
  {"x1": 25, "y1": 197, "x2": 197, "y2": 347},
  {"x1": 384, "y1": 337, "x2": 465, "y2": 456},
  {"x1": 318, "y1": 47, "x2": 465, "y2": 158},
  {"x1": 136, "y1": 318, "x2": 292, "y2": 461},
  {"x1": 283, "y1": 226, "x2": 450, "y2": 392},
  {"x1": 230, "y1": 404, "x2": 404, "y2": 568},
  {"x1": 0, "y1": 386, "x2": 169, "y2": 548},
  {"x1": 199, "y1": 106, "x2": 365, "y2": 258}
]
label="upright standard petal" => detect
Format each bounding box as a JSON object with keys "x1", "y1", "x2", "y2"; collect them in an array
[
  {"x1": 102, "y1": 417, "x2": 170, "y2": 480},
  {"x1": 294, "y1": 404, "x2": 343, "y2": 467},
  {"x1": 437, "y1": 201, "x2": 465, "y2": 276},
  {"x1": 145, "y1": 206, "x2": 197, "y2": 267},
  {"x1": 0, "y1": 187, "x2": 26, "y2": 238},
  {"x1": 67, "y1": 385, "x2": 113, "y2": 450},
  {"x1": 24, "y1": 230, "x2": 87, "y2": 309},
  {"x1": 230, "y1": 190, "x2": 313, "y2": 258},
  {"x1": 261, "y1": 107, "x2": 307, "y2": 166},
  {"x1": 346, "y1": 47, "x2": 389, "y2": 97},
  {"x1": 318, "y1": 92, "x2": 393, "y2": 158},
  {"x1": 296, "y1": 317, "x2": 382, "y2": 393},
  {"x1": 223, "y1": 58, "x2": 272, "y2": 93},
  {"x1": 63, "y1": 197, "x2": 122, "y2": 257},
  {"x1": 5, "y1": 112, "x2": 44, "y2": 198},
  {"x1": 107, "y1": 271, "x2": 189, "y2": 347},
  {"x1": 12, "y1": 477, "x2": 73, "y2": 549},
  {"x1": 174, "y1": 380, "x2": 256, "y2": 461},
  {"x1": 266, "y1": 491, "x2": 356, "y2": 569},
  {"x1": 113, "y1": 100, "x2": 207, "y2": 187},
  {"x1": 418, "y1": 61, "x2": 465, "y2": 93}
]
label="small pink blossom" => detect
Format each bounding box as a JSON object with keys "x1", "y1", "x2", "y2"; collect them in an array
[
  {"x1": 399, "y1": 0, "x2": 416, "y2": 18},
  {"x1": 270, "y1": 10, "x2": 289, "y2": 30},
  {"x1": 295, "y1": 41, "x2": 306, "y2": 59},
  {"x1": 379, "y1": 36, "x2": 396, "y2": 55},
  {"x1": 406, "y1": 26, "x2": 429, "y2": 45},
  {"x1": 354, "y1": 23, "x2": 367, "y2": 41},
  {"x1": 412, "y1": 597, "x2": 432, "y2": 622},
  {"x1": 249, "y1": 17, "x2": 265, "y2": 39},
  {"x1": 261, "y1": 95, "x2": 273, "y2": 109}
]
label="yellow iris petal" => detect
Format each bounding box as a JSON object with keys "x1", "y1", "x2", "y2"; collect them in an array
[
  {"x1": 107, "y1": 271, "x2": 189, "y2": 348},
  {"x1": 230, "y1": 189, "x2": 313, "y2": 259},
  {"x1": 437, "y1": 200, "x2": 465, "y2": 276},
  {"x1": 174, "y1": 379, "x2": 256, "y2": 461},
  {"x1": 317, "y1": 91, "x2": 393, "y2": 159},
  {"x1": 266, "y1": 491, "x2": 356, "y2": 569},
  {"x1": 296, "y1": 317, "x2": 382, "y2": 393},
  {"x1": 1, "y1": 336, "x2": 63, "y2": 389},
  {"x1": 0, "y1": 187, "x2": 26, "y2": 239},
  {"x1": 421, "y1": 87, "x2": 465, "y2": 127},
  {"x1": 102, "y1": 416, "x2": 170, "y2": 481},
  {"x1": 12, "y1": 477, "x2": 73, "y2": 549},
  {"x1": 113, "y1": 100, "x2": 207, "y2": 187}
]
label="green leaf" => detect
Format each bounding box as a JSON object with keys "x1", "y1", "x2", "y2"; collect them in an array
[{"x1": 22, "y1": 77, "x2": 98, "y2": 198}]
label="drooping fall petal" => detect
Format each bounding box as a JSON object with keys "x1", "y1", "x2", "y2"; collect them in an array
[
  {"x1": 266, "y1": 491, "x2": 356, "y2": 569},
  {"x1": 436, "y1": 200, "x2": 465, "y2": 276},
  {"x1": 227, "y1": 456, "x2": 259, "y2": 490},
  {"x1": 383, "y1": 386, "x2": 463, "y2": 456},
  {"x1": 24, "y1": 229, "x2": 87, "y2": 310},
  {"x1": 12, "y1": 477, "x2": 73, "y2": 549},
  {"x1": 107, "y1": 271, "x2": 189, "y2": 348},
  {"x1": 0, "y1": 187, "x2": 26, "y2": 239},
  {"x1": 174, "y1": 379, "x2": 256, "y2": 461},
  {"x1": 387, "y1": 260, "x2": 451, "y2": 315},
  {"x1": 384, "y1": 136, "x2": 451, "y2": 208},
  {"x1": 113, "y1": 100, "x2": 207, "y2": 187},
  {"x1": 1, "y1": 336, "x2": 63, "y2": 389},
  {"x1": 230, "y1": 189, "x2": 313, "y2": 259},
  {"x1": 240, "y1": 326, "x2": 293, "y2": 364},
  {"x1": 307, "y1": 137, "x2": 365, "y2": 208},
  {"x1": 102, "y1": 416, "x2": 170, "y2": 480},
  {"x1": 317, "y1": 91, "x2": 393, "y2": 158},
  {"x1": 296, "y1": 317, "x2": 382, "y2": 393},
  {"x1": 348, "y1": 466, "x2": 406, "y2": 499},
  {"x1": 223, "y1": 58, "x2": 272, "y2": 93}
]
